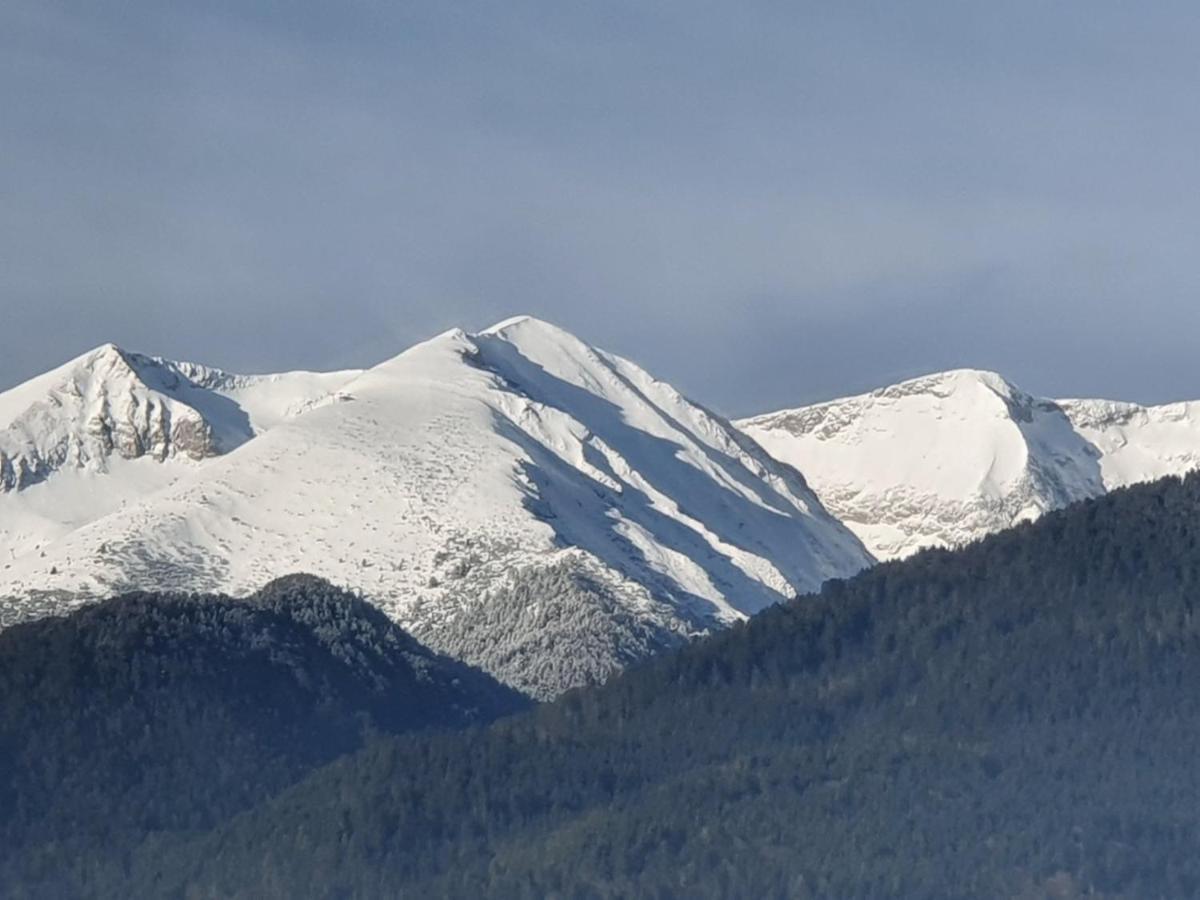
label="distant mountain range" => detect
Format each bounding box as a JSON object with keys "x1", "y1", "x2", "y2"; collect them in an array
[
  {"x1": 741, "y1": 368, "x2": 1200, "y2": 560},
  {"x1": 3, "y1": 319, "x2": 1199, "y2": 696}
]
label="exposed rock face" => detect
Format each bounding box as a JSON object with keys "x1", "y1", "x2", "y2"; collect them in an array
[
  {"x1": 0, "y1": 451, "x2": 41, "y2": 493},
  {"x1": 0, "y1": 345, "x2": 224, "y2": 492},
  {"x1": 168, "y1": 414, "x2": 218, "y2": 461}
]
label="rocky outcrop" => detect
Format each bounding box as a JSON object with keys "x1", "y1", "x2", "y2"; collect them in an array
[{"x1": 0, "y1": 344, "x2": 222, "y2": 492}]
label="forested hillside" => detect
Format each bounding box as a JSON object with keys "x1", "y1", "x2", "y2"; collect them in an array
[
  {"x1": 0, "y1": 575, "x2": 527, "y2": 897},
  {"x1": 123, "y1": 473, "x2": 1200, "y2": 899}
]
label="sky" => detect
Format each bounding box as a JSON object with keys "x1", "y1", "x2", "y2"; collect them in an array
[{"x1": 3, "y1": 1, "x2": 1200, "y2": 416}]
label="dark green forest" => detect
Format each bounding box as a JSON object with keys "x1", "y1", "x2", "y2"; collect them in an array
[
  {"x1": 0, "y1": 574, "x2": 527, "y2": 897},
  {"x1": 9, "y1": 474, "x2": 1200, "y2": 897}
]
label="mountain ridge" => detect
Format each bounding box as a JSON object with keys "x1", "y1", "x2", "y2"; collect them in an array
[
  {"x1": 0, "y1": 342, "x2": 357, "y2": 579},
  {"x1": 0, "y1": 317, "x2": 871, "y2": 698},
  {"x1": 12, "y1": 325, "x2": 1200, "y2": 695},
  {"x1": 739, "y1": 367, "x2": 1200, "y2": 559}
]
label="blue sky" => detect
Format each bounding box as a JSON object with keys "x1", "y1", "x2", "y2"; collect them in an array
[{"x1": 4, "y1": 2, "x2": 1200, "y2": 414}]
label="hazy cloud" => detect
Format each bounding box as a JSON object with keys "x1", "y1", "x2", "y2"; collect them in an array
[{"x1": 3, "y1": 1, "x2": 1200, "y2": 414}]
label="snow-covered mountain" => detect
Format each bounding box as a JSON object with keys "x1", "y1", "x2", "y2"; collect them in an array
[
  {"x1": 739, "y1": 369, "x2": 1200, "y2": 561},
  {"x1": 0, "y1": 343, "x2": 357, "y2": 566},
  {"x1": 0, "y1": 317, "x2": 871, "y2": 698}
]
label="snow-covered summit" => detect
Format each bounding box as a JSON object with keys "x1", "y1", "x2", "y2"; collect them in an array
[
  {"x1": 0, "y1": 342, "x2": 358, "y2": 491},
  {"x1": 739, "y1": 369, "x2": 1200, "y2": 560},
  {"x1": 0, "y1": 316, "x2": 871, "y2": 698},
  {"x1": 0, "y1": 344, "x2": 230, "y2": 494},
  {"x1": 0, "y1": 344, "x2": 358, "y2": 565}
]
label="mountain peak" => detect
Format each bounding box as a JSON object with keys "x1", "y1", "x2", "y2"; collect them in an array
[
  {"x1": 872, "y1": 368, "x2": 1025, "y2": 405},
  {"x1": 0, "y1": 339, "x2": 356, "y2": 499},
  {"x1": 0, "y1": 350, "x2": 224, "y2": 494},
  {"x1": 918, "y1": 367, "x2": 1009, "y2": 383},
  {"x1": 740, "y1": 368, "x2": 1032, "y2": 440},
  {"x1": 69, "y1": 342, "x2": 138, "y2": 378},
  {"x1": 475, "y1": 316, "x2": 590, "y2": 353},
  {"x1": 479, "y1": 313, "x2": 546, "y2": 335},
  {"x1": 0, "y1": 320, "x2": 870, "y2": 697},
  {"x1": 739, "y1": 366, "x2": 1200, "y2": 563},
  {"x1": 37, "y1": 341, "x2": 123, "y2": 381},
  {"x1": 738, "y1": 367, "x2": 1106, "y2": 561},
  {"x1": 90, "y1": 340, "x2": 125, "y2": 359}
]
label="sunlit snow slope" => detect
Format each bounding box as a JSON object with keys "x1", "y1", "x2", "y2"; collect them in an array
[
  {"x1": 739, "y1": 369, "x2": 1200, "y2": 560},
  {"x1": 0, "y1": 318, "x2": 871, "y2": 698},
  {"x1": 0, "y1": 344, "x2": 358, "y2": 567}
]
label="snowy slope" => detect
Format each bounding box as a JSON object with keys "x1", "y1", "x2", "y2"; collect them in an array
[
  {"x1": 0, "y1": 344, "x2": 357, "y2": 565},
  {"x1": 739, "y1": 369, "x2": 1200, "y2": 560},
  {"x1": 1059, "y1": 398, "x2": 1200, "y2": 488},
  {"x1": 0, "y1": 317, "x2": 871, "y2": 698}
]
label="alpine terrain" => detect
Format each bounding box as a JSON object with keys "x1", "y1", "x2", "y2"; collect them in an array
[
  {"x1": 65, "y1": 472, "x2": 1200, "y2": 899},
  {"x1": 740, "y1": 368, "x2": 1200, "y2": 560},
  {"x1": 0, "y1": 342, "x2": 356, "y2": 574},
  {"x1": 0, "y1": 317, "x2": 870, "y2": 698}
]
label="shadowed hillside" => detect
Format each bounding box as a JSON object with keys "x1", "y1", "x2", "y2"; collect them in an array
[{"x1": 0, "y1": 575, "x2": 528, "y2": 896}]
